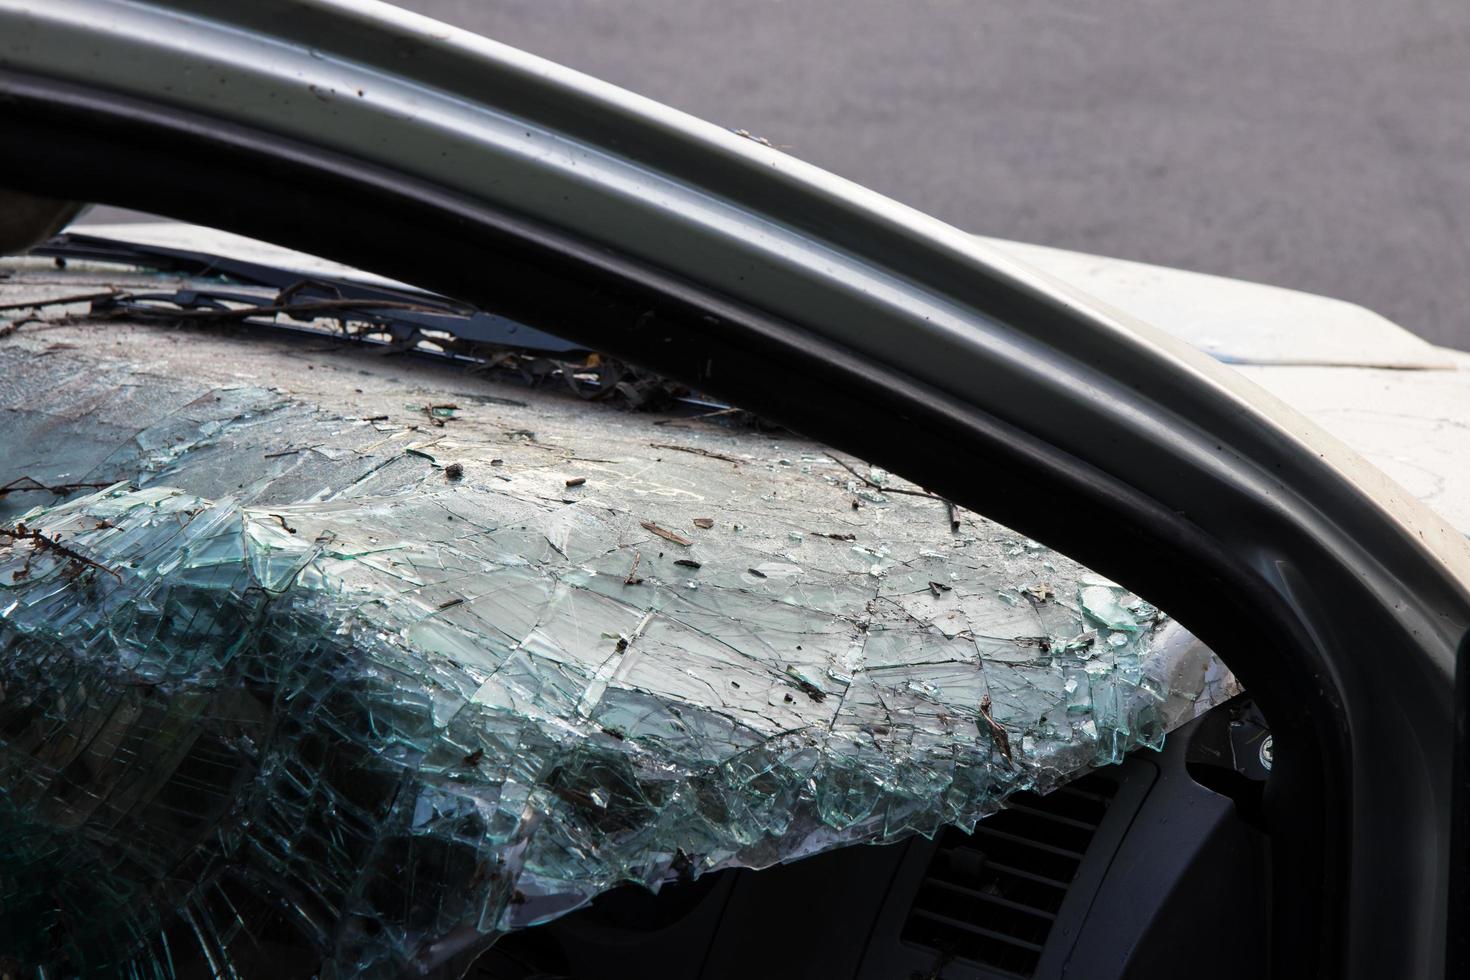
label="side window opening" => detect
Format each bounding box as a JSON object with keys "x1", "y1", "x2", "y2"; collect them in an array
[{"x1": 0, "y1": 216, "x2": 1267, "y2": 978}]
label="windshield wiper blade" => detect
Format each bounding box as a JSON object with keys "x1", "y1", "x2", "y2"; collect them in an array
[
  {"x1": 31, "y1": 231, "x2": 589, "y2": 355},
  {"x1": 25, "y1": 231, "x2": 752, "y2": 420}
]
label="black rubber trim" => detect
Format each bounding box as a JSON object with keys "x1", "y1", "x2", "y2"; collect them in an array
[
  {"x1": 0, "y1": 69, "x2": 1358, "y2": 976},
  {"x1": 1451, "y1": 631, "x2": 1469, "y2": 978}
]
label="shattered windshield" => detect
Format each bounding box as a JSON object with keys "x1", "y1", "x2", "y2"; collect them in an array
[{"x1": 0, "y1": 232, "x2": 1237, "y2": 976}]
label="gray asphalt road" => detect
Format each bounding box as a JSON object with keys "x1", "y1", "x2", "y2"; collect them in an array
[{"x1": 93, "y1": 0, "x2": 1470, "y2": 346}]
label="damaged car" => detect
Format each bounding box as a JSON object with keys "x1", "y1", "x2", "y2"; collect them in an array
[{"x1": 0, "y1": 2, "x2": 1466, "y2": 979}]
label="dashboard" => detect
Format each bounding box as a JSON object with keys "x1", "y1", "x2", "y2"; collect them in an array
[{"x1": 473, "y1": 696, "x2": 1272, "y2": 979}]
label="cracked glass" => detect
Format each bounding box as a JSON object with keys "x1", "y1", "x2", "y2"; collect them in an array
[{"x1": 0, "y1": 254, "x2": 1237, "y2": 977}]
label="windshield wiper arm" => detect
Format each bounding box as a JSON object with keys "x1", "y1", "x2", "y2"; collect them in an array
[{"x1": 32, "y1": 231, "x2": 589, "y2": 355}]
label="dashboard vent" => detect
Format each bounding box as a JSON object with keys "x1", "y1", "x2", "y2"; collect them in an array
[{"x1": 900, "y1": 771, "x2": 1120, "y2": 977}]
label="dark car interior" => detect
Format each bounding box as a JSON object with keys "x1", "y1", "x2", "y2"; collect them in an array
[{"x1": 473, "y1": 696, "x2": 1271, "y2": 980}]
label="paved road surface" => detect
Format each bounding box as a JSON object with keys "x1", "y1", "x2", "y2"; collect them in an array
[{"x1": 93, "y1": 0, "x2": 1470, "y2": 346}]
